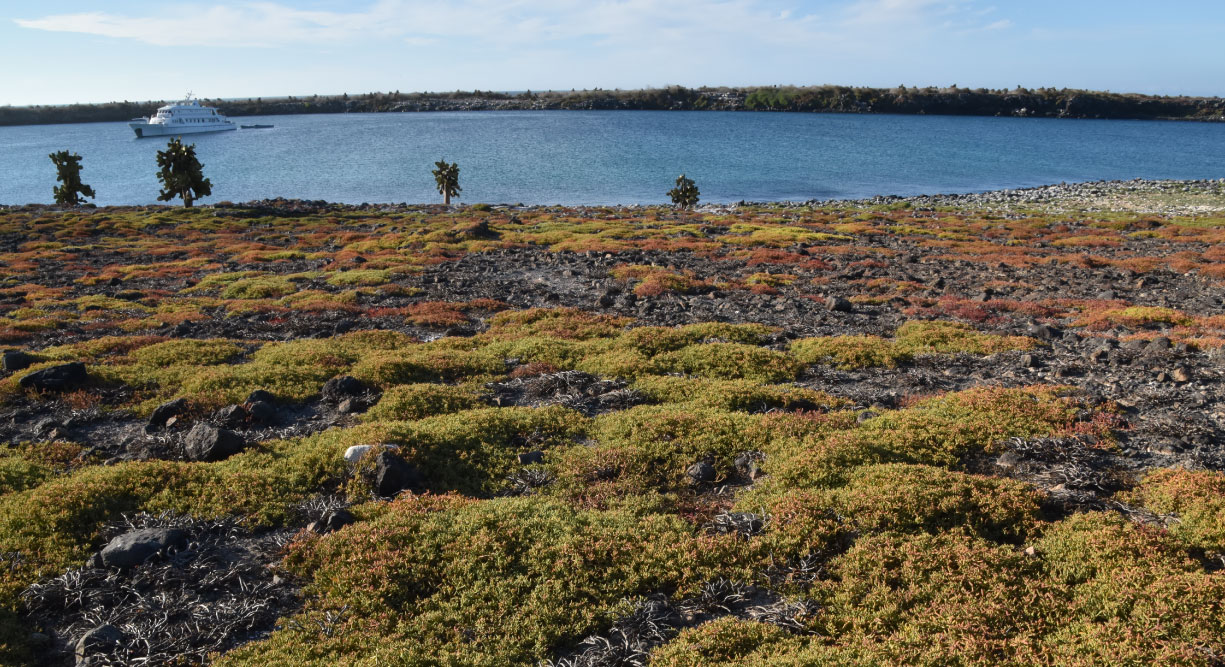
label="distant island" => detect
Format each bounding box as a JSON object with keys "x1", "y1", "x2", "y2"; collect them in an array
[{"x1": 4, "y1": 85, "x2": 1224, "y2": 126}]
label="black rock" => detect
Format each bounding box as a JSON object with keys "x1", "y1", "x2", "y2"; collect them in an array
[
  {"x1": 18, "y1": 362, "x2": 87, "y2": 392},
  {"x1": 246, "y1": 389, "x2": 276, "y2": 404},
  {"x1": 75, "y1": 624, "x2": 123, "y2": 662},
  {"x1": 246, "y1": 400, "x2": 278, "y2": 425},
  {"x1": 518, "y1": 451, "x2": 545, "y2": 465},
  {"x1": 373, "y1": 450, "x2": 423, "y2": 497},
  {"x1": 2, "y1": 350, "x2": 33, "y2": 373},
  {"x1": 183, "y1": 423, "x2": 246, "y2": 462},
  {"x1": 1025, "y1": 323, "x2": 1060, "y2": 341},
  {"x1": 33, "y1": 417, "x2": 63, "y2": 436},
  {"x1": 734, "y1": 452, "x2": 763, "y2": 480},
  {"x1": 213, "y1": 404, "x2": 249, "y2": 428},
  {"x1": 147, "y1": 398, "x2": 188, "y2": 431},
  {"x1": 98, "y1": 528, "x2": 188, "y2": 570},
  {"x1": 686, "y1": 461, "x2": 717, "y2": 483},
  {"x1": 825, "y1": 296, "x2": 853, "y2": 313},
  {"x1": 1147, "y1": 336, "x2": 1172, "y2": 352},
  {"x1": 322, "y1": 375, "x2": 367, "y2": 404},
  {"x1": 309, "y1": 508, "x2": 357, "y2": 534}
]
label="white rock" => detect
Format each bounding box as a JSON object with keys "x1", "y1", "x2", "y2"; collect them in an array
[{"x1": 344, "y1": 444, "x2": 398, "y2": 464}]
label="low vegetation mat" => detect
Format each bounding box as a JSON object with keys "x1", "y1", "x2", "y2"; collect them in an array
[{"x1": 0, "y1": 190, "x2": 1223, "y2": 664}]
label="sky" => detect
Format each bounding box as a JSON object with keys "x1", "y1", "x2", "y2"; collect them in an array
[{"x1": 1, "y1": 0, "x2": 1222, "y2": 106}]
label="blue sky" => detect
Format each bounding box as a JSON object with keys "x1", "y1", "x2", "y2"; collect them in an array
[{"x1": 2, "y1": 0, "x2": 1222, "y2": 106}]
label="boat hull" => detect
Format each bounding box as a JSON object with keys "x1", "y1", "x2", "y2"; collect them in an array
[{"x1": 129, "y1": 122, "x2": 237, "y2": 138}]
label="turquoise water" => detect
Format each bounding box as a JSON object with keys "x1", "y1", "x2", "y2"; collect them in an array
[{"x1": 1, "y1": 111, "x2": 1223, "y2": 205}]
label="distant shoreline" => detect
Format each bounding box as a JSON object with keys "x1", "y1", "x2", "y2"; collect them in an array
[
  {"x1": 4, "y1": 85, "x2": 1224, "y2": 127},
  {"x1": 6, "y1": 178, "x2": 1223, "y2": 215}
]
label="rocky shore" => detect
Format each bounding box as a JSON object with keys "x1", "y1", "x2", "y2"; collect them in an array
[{"x1": 1, "y1": 179, "x2": 1224, "y2": 664}]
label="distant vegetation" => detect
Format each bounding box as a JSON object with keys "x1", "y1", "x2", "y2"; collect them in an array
[{"x1": 3, "y1": 85, "x2": 1223, "y2": 126}]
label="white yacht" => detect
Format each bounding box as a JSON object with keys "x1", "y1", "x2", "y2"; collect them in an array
[{"x1": 129, "y1": 94, "x2": 236, "y2": 138}]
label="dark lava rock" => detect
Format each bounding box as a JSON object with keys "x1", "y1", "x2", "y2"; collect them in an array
[
  {"x1": 1025, "y1": 323, "x2": 1060, "y2": 341},
  {"x1": 322, "y1": 375, "x2": 368, "y2": 404},
  {"x1": 686, "y1": 460, "x2": 717, "y2": 483},
  {"x1": 183, "y1": 423, "x2": 246, "y2": 462},
  {"x1": 2, "y1": 350, "x2": 33, "y2": 372},
  {"x1": 75, "y1": 624, "x2": 124, "y2": 663},
  {"x1": 734, "y1": 451, "x2": 764, "y2": 480},
  {"x1": 213, "y1": 404, "x2": 249, "y2": 428},
  {"x1": 98, "y1": 528, "x2": 188, "y2": 570},
  {"x1": 373, "y1": 450, "x2": 423, "y2": 497},
  {"x1": 147, "y1": 398, "x2": 188, "y2": 431},
  {"x1": 34, "y1": 417, "x2": 63, "y2": 437},
  {"x1": 246, "y1": 400, "x2": 278, "y2": 425},
  {"x1": 246, "y1": 389, "x2": 276, "y2": 404},
  {"x1": 18, "y1": 361, "x2": 87, "y2": 392},
  {"x1": 308, "y1": 508, "x2": 356, "y2": 534},
  {"x1": 825, "y1": 296, "x2": 853, "y2": 313},
  {"x1": 1147, "y1": 336, "x2": 1172, "y2": 352},
  {"x1": 518, "y1": 451, "x2": 545, "y2": 465}
]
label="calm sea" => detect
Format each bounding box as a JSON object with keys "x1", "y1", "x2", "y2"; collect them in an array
[{"x1": 1, "y1": 111, "x2": 1223, "y2": 206}]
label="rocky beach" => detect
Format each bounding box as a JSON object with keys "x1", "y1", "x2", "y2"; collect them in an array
[{"x1": 1, "y1": 178, "x2": 1224, "y2": 664}]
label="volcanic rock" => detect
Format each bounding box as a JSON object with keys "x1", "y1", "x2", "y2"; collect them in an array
[
  {"x1": 183, "y1": 423, "x2": 246, "y2": 462},
  {"x1": 686, "y1": 460, "x2": 717, "y2": 483},
  {"x1": 372, "y1": 450, "x2": 423, "y2": 497},
  {"x1": 213, "y1": 404, "x2": 249, "y2": 428},
  {"x1": 246, "y1": 389, "x2": 276, "y2": 404},
  {"x1": 19, "y1": 362, "x2": 87, "y2": 392},
  {"x1": 246, "y1": 400, "x2": 278, "y2": 425},
  {"x1": 98, "y1": 528, "x2": 188, "y2": 570},
  {"x1": 75, "y1": 624, "x2": 123, "y2": 663},
  {"x1": 2, "y1": 350, "x2": 33, "y2": 372},
  {"x1": 825, "y1": 296, "x2": 853, "y2": 313},
  {"x1": 308, "y1": 508, "x2": 356, "y2": 534},
  {"x1": 147, "y1": 398, "x2": 188, "y2": 431},
  {"x1": 322, "y1": 375, "x2": 368, "y2": 404}
]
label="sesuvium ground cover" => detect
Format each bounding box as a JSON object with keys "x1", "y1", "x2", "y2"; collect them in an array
[{"x1": 0, "y1": 192, "x2": 1224, "y2": 664}]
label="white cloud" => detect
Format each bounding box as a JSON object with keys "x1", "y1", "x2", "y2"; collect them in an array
[{"x1": 14, "y1": 0, "x2": 1004, "y2": 50}]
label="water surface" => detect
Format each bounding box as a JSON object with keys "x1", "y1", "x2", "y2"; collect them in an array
[{"x1": 1, "y1": 111, "x2": 1222, "y2": 205}]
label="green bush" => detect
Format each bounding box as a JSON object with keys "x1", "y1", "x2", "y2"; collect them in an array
[
  {"x1": 1126, "y1": 468, "x2": 1225, "y2": 551},
  {"x1": 219, "y1": 496, "x2": 748, "y2": 665},
  {"x1": 791, "y1": 321, "x2": 1037, "y2": 370},
  {"x1": 832, "y1": 463, "x2": 1042, "y2": 542},
  {"x1": 650, "y1": 342, "x2": 802, "y2": 383},
  {"x1": 632, "y1": 375, "x2": 844, "y2": 412},
  {"x1": 364, "y1": 383, "x2": 485, "y2": 422}
]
